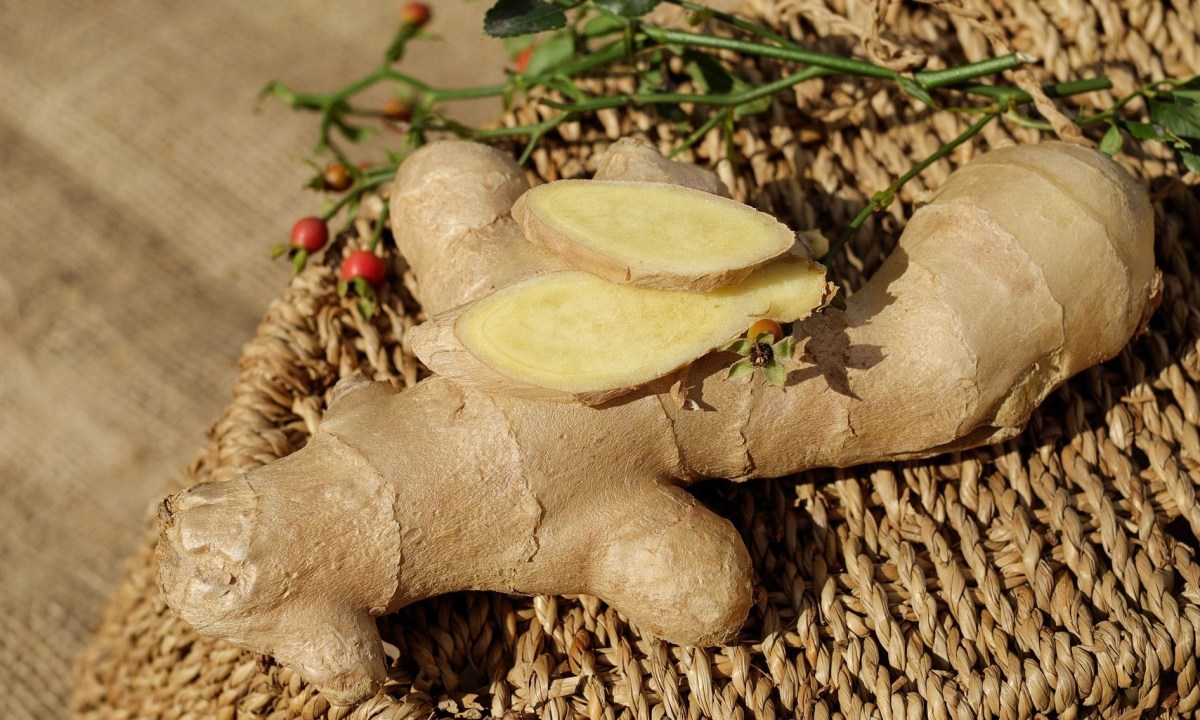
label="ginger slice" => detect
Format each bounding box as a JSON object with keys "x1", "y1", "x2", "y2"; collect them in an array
[
  {"x1": 512, "y1": 180, "x2": 796, "y2": 292},
  {"x1": 409, "y1": 255, "x2": 831, "y2": 404}
]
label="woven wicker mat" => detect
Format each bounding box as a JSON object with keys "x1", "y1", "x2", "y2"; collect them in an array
[{"x1": 73, "y1": 0, "x2": 1200, "y2": 718}]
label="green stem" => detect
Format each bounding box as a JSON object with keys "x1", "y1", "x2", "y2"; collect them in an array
[
  {"x1": 640, "y1": 29, "x2": 1039, "y2": 100},
  {"x1": 661, "y1": 0, "x2": 794, "y2": 47},
  {"x1": 382, "y1": 69, "x2": 508, "y2": 100},
  {"x1": 321, "y1": 174, "x2": 394, "y2": 223},
  {"x1": 914, "y1": 53, "x2": 1033, "y2": 89},
  {"x1": 821, "y1": 112, "x2": 998, "y2": 264},
  {"x1": 1074, "y1": 78, "x2": 1174, "y2": 125},
  {"x1": 368, "y1": 202, "x2": 390, "y2": 252},
  {"x1": 1005, "y1": 111, "x2": 1054, "y2": 130},
  {"x1": 669, "y1": 107, "x2": 731, "y2": 158},
  {"x1": 340, "y1": 67, "x2": 391, "y2": 99},
  {"x1": 955, "y1": 75, "x2": 1112, "y2": 103},
  {"x1": 541, "y1": 66, "x2": 830, "y2": 111},
  {"x1": 517, "y1": 114, "x2": 573, "y2": 165},
  {"x1": 644, "y1": 27, "x2": 900, "y2": 81},
  {"x1": 557, "y1": 37, "x2": 644, "y2": 75}
]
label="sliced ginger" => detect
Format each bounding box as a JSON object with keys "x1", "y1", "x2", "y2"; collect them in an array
[
  {"x1": 410, "y1": 255, "x2": 830, "y2": 404},
  {"x1": 512, "y1": 180, "x2": 796, "y2": 292}
]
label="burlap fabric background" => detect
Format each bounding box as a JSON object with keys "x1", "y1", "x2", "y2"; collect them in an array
[
  {"x1": 21, "y1": 0, "x2": 1200, "y2": 718},
  {"x1": 0, "y1": 3, "x2": 504, "y2": 718}
]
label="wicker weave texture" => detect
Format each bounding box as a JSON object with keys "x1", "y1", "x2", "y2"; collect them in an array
[{"x1": 74, "y1": 0, "x2": 1200, "y2": 718}]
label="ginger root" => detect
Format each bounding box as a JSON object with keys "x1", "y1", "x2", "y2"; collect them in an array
[{"x1": 157, "y1": 139, "x2": 1157, "y2": 706}]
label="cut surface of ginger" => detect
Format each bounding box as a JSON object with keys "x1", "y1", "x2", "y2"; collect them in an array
[
  {"x1": 514, "y1": 180, "x2": 796, "y2": 291},
  {"x1": 454, "y1": 255, "x2": 829, "y2": 397}
]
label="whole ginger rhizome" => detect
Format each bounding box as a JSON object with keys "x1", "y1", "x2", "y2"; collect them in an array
[{"x1": 157, "y1": 139, "x2": 1157, "y2": 705}]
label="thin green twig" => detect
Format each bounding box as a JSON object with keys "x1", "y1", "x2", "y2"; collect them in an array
[
  {"x1": 953, "y1": 76, "x2": 1112, "y2": 104},
  {"x1": 367, "y1": 202, "x2": 390, "y2": 252},
  {"x1": 670, "y1": 107, "x2": 731, "y2": 158},
  {"x1": 662, "y1": 0, "x2": 794, "y2": 47},
  {"x1": 540, "y1": 67, "x2": 830, "y2": 111},
  {"x1": 644, "y1": 27, "x2": 900, "y2": 81},
  {"x1": 821, "y1": 111, "x2": 998, "y2": 264},
  {"x1": 320, "y1": 174, "x2": 394, "y2": 223}
]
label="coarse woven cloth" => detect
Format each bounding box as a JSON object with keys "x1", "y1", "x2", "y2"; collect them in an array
[{"x1": 0, "y1": 2, "x2": 504, "y2": 718}]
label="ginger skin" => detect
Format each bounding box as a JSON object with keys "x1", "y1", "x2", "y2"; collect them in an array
[{"x1": 157, "y1": 138, "x2": 1156, "y2": 706}]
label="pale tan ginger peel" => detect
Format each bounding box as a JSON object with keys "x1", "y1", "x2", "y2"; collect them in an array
[
  {"x1": 409, "y1": 255, "x2": 830, "y2": 404},
  {"x1": 157, "y1": 139, "x2": 1156, "y2": 707},
  {"x1": 513, "y1": 179, "x2": 797, "y2": 291},
  {"x1": 592, "y1": 137, "x2": 732, "y2": 197},
  {"x1": 386, "y1": 139, "x2": 571, "y2": 314}
]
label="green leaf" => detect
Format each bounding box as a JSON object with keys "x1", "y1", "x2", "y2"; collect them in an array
[
  {"x1": 337, "y1": 279, "x2": 349, "y2": 297},
  {"x1": 1180, "y1": 149, "x2": 1200, "y2": 175},
  {"x1": 683, "y1": 50, "x2": 735, "y2": 94},
  {"x1": 525, "y1": 30, "x2": 575, "y2": 76},
  {"x1": 636, "y1": 55, "x2": 664, "y2": 95},
  {"x1": 1149, "y1": 95, "x2": 1200, "y2": 141},
  {"x1": 582, "y1": 14, "x2": 627, "y2": 37},
  {"x1": 773, "y1": 336, "x2": 796, "y2": 360},
  {"x1": 763, "y1": 361, "x2": 786, "y2": 387},
  {"x1": 681, "y1": 50, "x2": 769, "y2": 117},
  {"x1": 1099, "y1": 124, "x2": 1124, "y2": 155},
  {"x1": 830, "y1": 289, "x2": 847, "y2": 311},
  {"x1": 1146, "y1": 109, "x2": 1200, "y2": 175},
  {"x1": 720, "y1": 338, "x2": 753, "y2": 355},
  {"x1": 897, "y1": 77, "x2": 938, "y2": 108},
  {"x1": 484, "y1": 0, "x2": 567, "y2": 37},
  {"x1": 594, "y1": 0, "x2": 661, "y2": 16},
  {"x1": 654, "y1": 103, "x2": 687, "y2": 123},
  {"x1": 1161, "y1": 76, "x2": 1200, "y2": 105},
  {"x1": 357, "y1": 284, "x2": 379, "y2": 319},
  {"x1": 728, "y1": 358, "x2": 755, "y2": 381},
  {"x1": 1121, "y1": 120, "x2": 1173, "y2": 142},
  {"x1": 505, "y1": 36, "x2": 535, "y2": 57},
  {"x1": 545, "y1": 76, "x2": 586, "y2": 102},
  {"x1": 358, "y1": 297, "x2": 377, "y2": 319}
]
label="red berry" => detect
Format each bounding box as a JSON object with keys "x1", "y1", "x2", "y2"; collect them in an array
[
  {"x1": 399, "y1": 2, "x2": 431, "y2": 29},
  {"x1": 341, "y1": 251, "x2": 388, "y2": 286},
  {"x1": 290, "y1": 217, "x2": 329, "y2": 252},
  {"x1": 381, "y1": 98, "x2": 412, "y2": 124},
  {"x1": 515, "y1": 46, "x2": 535, "y2": 74},
  {"x1": 748, "y1": 318, "x2": 784, "y2": 343},
  {"x1": 323, "y1": 162, "x2": 352, "y2": 192}
]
